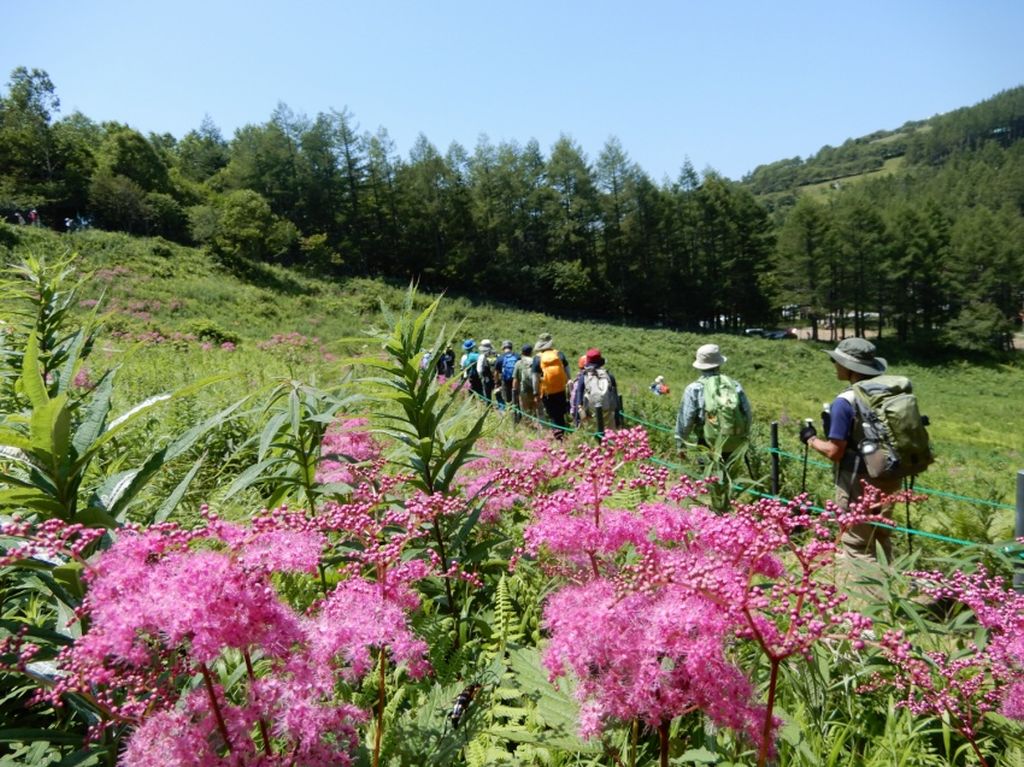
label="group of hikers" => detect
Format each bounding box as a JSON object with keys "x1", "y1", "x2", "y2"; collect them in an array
[
  {"x1": 452, "y1": 334, "x2": 622, "y2": 436},
  {"x1": 442, "y1": 333, "x2": 932, "y2": 563}
]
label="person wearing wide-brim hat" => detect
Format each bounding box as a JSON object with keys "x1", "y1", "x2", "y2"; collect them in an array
[
  {"x1": 530, "y1": 332, "x2": 570, "y2": 437},
  {"x1": 675, "y1": 343, "x2": 752, "y2": 462},
  {"x1": 801, "y1": 337, "x2": 899, "y2": 560}
]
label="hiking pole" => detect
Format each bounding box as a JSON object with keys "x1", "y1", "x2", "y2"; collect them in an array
[
  {"x1": 801, "y1": 419, "x2": 812, "y2": 494},
  {"x1": 905, "y1": 477, "x2": 913, "y2": 555}
]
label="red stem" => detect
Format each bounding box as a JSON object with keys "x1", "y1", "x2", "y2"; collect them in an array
[
  {"x1": 658, "y1": 719, "x2": 669, "y2": 767},
  {"x1": 757, "y1": 659, "x2": 780, "y2": 767},
  {"x1": 200, "y1": 662, "x2": 232, "y2": 754},
  {"x1": 243, "y1": 650, "x2": 273, "y2": 755}
]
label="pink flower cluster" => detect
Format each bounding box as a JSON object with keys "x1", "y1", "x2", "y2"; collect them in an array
[
  {"x1": 878, "y1": 566, "x2": 1024, "y2": 745},
  {"x1": 3, "y1": 502, "x2": 437, "y2": 767},
  {"x1": 317, "y1": 417, "x2": 383, "y2": 489},
  {"x1": 258, "y1": 331, "x2": 335, "y2": 362},
  {"x1": 516, "y1": 427, "x2": 878, "y2": 759}
]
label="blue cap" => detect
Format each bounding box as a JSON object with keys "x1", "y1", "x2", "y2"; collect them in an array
[{"x1": 462, "y1": 339, "x2": 475, "y2": 350}]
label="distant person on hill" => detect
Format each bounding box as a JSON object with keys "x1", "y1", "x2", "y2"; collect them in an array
[
  {"x1": 800, "y1": 338, "x2": 902, "y2": 560},
  {"x1": 650, "y1": 375, "x2": 670, "y2": 395},
  {"x1": 675, "y1": 344, "x2": 752, "y2": 463},
  {"x1": 512, "y1": 344, "x2": 541, "y2": 425},
  {"x1": 531, "y1": 332, "x2": 570, "y2": 438}
]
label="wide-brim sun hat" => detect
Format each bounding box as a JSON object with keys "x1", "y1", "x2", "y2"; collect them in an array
[
  {"x1": 462, "y1": 339, "x2": 475, "y2": 351},
  {"x1": 534, "y1": 332, "x2": 553, "y2": 352},
  {"x1": 693, "y1": 343, "x2": 726, "y2": 370},
  {"x1": 480, "y1": 339, "x2": 493, "y2": 351},
  {"x1": 825, "y1": 337, "x2": 887, "y2": 376}
]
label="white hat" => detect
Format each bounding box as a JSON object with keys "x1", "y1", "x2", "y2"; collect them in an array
[
  {"x1": 480, "y1": 338, "x2": 493, "y2": 350},
  {"x1": 655, "y1": 375, "x2": 665, "y2": 384},
  {"x1": 693, "y1": 343, "x2": 726, "y2": 370}
]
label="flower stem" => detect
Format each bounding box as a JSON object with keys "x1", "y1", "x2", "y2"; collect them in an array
[
  {"x1": 373, "y1": 651, "x2": 388, "y2": 767},
  {"x1": 200, "y1": 662, "x2": 232, "y2": 754},
  {"x1": 243, "y1": 650, "x2": 272, "y2": 755},
  {"x1": 658, "y1": 719, "x2": 669, "y2": 767},
  {"x1": 757, "y1": 659, "x2": 780, "y2": 767}
]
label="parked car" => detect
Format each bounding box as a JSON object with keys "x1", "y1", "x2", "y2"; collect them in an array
[{"x1": 762, "y1": 329, "x2": 798, "y2": 340}]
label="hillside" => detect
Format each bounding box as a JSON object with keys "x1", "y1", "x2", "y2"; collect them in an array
[
  {"x1": 742, "y1": 85, "x2": 1024, "y2": 197},
  {"x1": 3, "y1": 224, "x2": 1022, "y2": 545}
]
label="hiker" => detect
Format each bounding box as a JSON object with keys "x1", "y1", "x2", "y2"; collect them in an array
[
  {"x1": 650, "y1": 375, "x2": 670, "y2": 395},
  {"x1": 579, "y1": 348, "x2": 621, "y2": 436},
  {"x1": 512, "y1": 343, "x2": 541, "y2": 425},
  {"x1": 531, "y1": 332, "x2": 570, "y2": 437},
  {"x1": 460, "y1": 339, "x2": 483, "y2": 398},
  {"x1": 800, "y1": 338, "x2": 924, "y2": 561},
  {"x1": 496, "y1": 340, "x2": 519, "y2": 410},
  {"x1": 438, "y1": 346, "x2": 456, "y2": 379},
  {"x1": 675, "y1": 343, "x2": 752, "y2": 461},
  {"x1": 570, "y1": 354, "x2": 588, "y2": 427},
  {"x1": 476, "y1": 339, "x2": 498, "y2": 405}
]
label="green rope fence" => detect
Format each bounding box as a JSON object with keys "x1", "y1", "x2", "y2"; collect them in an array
[{"x1": 459, "y1": 384, "x2": 1018, "y2": 553}]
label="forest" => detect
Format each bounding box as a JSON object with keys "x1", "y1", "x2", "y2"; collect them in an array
[{"x1": 1, "y1": 66, "x2": 1023, "y2": 349}]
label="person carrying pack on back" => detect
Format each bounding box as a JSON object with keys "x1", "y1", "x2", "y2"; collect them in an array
[
  {"x1": 579, "y1": 348, "x2": 621, "y2": 438},
  {"x1": 675, "y1": 343, "x2": 752, "y2": 463},
  {"x1": 513, "y1": 344, "x2": 541, "y2": 425},
  {"x1": 800, "y1": 337, "x2": 933, "y2": 561},
  {"x1": 476, "y1": 339, "x2": 499, "y2": 406},
  {"x1": 460, "y1": 339, "x2": 483, "y2": 398},
  {"x1": 495, "y1": 340, "x2": 519, "y2": 410},
  {"x1": 531, "y1": 332, "x2": 570, "y2": 438}
]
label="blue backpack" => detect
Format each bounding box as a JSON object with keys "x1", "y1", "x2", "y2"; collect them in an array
[{"x1": 501, "y1": 352, "x2": 519, "y2": 382}]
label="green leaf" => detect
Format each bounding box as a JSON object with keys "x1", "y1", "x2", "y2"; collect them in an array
[
  {"x1": 20, "y1": 332, "x2": 49, "y2": 410},
  {"x1": 152, "y1": 453, "x2": 204, "y2": 523},
  {"x1": 0, "y1": 728, "x2": 83, "y2": 745}
]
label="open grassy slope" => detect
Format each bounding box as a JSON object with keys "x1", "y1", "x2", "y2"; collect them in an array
[{"x1": 3, "y1": 223, "x2": 1022, "y2": 545}]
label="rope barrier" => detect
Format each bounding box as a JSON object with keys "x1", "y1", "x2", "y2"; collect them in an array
[{"x1": 452, "y1": 378, "x2": 1018, "y2": 551}]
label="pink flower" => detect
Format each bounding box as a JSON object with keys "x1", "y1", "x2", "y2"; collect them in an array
[{"x1": 308, "y1": 576, "x2": 430, "y2": 682}]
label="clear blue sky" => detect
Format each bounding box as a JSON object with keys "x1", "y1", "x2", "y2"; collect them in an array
[{"x1": 4, "y1": 0, "x2": 1022, "y2": 181}]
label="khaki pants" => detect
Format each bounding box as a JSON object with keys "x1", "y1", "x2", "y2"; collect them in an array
[
  {"x1": 517, "y1": 391, "x2": 541, "y2": 423},
  {"x1": 835, "y1": 472, "x2": 902, "y2": 561}
]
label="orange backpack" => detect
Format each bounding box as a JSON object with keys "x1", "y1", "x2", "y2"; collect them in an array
[{"x1": 538, "y1": 349, "x2": 568, "y2": 396}]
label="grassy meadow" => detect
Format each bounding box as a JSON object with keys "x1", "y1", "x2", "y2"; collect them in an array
[{"x1": 4, "y1": 223, "x2": 1023, "y2": 550}]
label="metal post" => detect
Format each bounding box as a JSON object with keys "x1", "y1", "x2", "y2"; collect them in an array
[
  {"x1": 1015, "y1": 470, "x2": 1024, "y2": 592},
  {"x1": 770, "y1": 421, "x2": 780, "y2": 496}
]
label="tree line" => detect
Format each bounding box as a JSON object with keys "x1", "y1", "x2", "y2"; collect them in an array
[{"x1": 2, "y1": 67, "x2": 1022, "y2": 349}]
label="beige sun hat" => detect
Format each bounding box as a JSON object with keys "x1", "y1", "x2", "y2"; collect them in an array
[{"x1": 693, "y1": 343, "x2": 726, "y2": 370}]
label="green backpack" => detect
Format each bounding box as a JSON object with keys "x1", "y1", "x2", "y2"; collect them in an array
[
  {"x1": 701, "y1": 374, "x2": 749, "y2": 453},
  {"x1": 851, "y1": 375, "x2": 933, "y2": 481}
]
